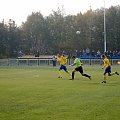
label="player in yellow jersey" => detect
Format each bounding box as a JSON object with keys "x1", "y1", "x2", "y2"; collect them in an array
[
  {"x1": 101, "y1": 54, "x2": 119, "y2": 83},
  {"x1": 57, "y1": 54, "x2": 71, "y2": 78}
]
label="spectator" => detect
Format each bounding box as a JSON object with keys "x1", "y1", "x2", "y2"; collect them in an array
[
  {"x1": 52, "y1": 55, "x2": 57, "y2": 66},
  {"x1": 86, "y1": 48, "x2": 90, "y2": 56},
  {"x1": 35, "y1": 50, "x2": 39, "y2": 57},
  {"x1": 97, "y1": 50, "x2": 101, "y2": 57},
  {"x1": 82, "y1": 49, "x2": 85, "y2": 56},
  {"x1": 91, "y1": 50, "x2": 95, "y2": 57},
  {"x1": 18, "y1": 51, "x2": 22, "y2": 58}
]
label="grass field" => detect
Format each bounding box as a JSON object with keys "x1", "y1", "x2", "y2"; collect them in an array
[{"x1": 0, "y1": 66, "x2": 120, "y2": 120}]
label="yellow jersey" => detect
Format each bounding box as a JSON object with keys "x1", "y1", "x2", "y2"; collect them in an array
[
  {"x1": 103, "y1": 58, "x2": 111, "y2": 68},
  {"x1": 57, "y1": 56, "x2": 67, "y2": 66}
]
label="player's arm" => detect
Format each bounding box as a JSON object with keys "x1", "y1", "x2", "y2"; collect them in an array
[
  {"x1": 70, "y1": 58, "x2": 77, "y2": 66},
  {"x1": 102, "y1": 60, "x2": 107, "y2": 69},
  {"x1": 102, "y1": 63, "x2": 105, "y2": 69},
  {"x1": 57, "y1": 57, "x2": 61, "y2": 62},
  {"x1": 80, "y1": 60, "x2": 83, "y2": 65},
  {"x1": 64, "y1": 58, "x2": 67, "y2": 65},
  {"x1": 70, "y1": 63, "x2": 76, "y2": 66},
  {"x1": 57, "y1": 59, "x2": 61, "y2": 62}
]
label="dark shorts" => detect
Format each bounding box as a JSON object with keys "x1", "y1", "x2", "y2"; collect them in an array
[
  {"x1": 59, "y1": 65, "x2": 67, "y2": 71},
  {"x1": 105, "y1": 66, "x2": 111, "y2": 73},
  {"x1": 75, "y1": 66, "x2": 83, "y2": 74}
]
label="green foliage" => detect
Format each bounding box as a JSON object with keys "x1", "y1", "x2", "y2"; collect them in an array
[
  {"x1": 0, "y1": 66, "x2": 120, "y2": 120},
  {"x1": 0, "y1": 6, "x2": 120, "y2": 57},
  {"x1": 0, "y1": 19, "x2": 21, "y2": 58}
]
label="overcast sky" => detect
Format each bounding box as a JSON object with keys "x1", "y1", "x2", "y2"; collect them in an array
[{"x1": 0, "y1": 0, "x2": 120, "y2": 26}]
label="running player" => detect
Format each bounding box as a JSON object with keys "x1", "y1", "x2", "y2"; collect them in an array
[
  {"x1": 69, "y1": 56, "x2": 91, "y2": 80},
  {"x1": 57, "y1": 54, "x2": 71, "y2": 78},
  {"x1": 101, "y1": 54, "x2": 119, "y2": 83}
]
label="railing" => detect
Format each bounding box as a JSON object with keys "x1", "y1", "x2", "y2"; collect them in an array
[{"x1": 0, "y1": 58, "x2": 119, "y2": 66}]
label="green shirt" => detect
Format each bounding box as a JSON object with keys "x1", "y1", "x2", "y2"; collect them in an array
[{"x1": 74, "y1": 58, "x2": 81, "y2": 67}]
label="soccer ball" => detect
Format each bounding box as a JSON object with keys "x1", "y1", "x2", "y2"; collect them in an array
[{"x1": 76, "y1": 31, "x2": 81, "y2": 34}]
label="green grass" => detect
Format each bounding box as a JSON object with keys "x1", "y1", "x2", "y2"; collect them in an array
[{"x1": 0, "y1": 66, "x2": 120, "y2": 120}]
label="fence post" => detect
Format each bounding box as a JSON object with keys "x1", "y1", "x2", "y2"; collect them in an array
[
  {"x1": 111, "y1": 59, "x2": 113, "y2": 65},
  {"x1": 8, "y1": 59, "x2": 9, "y2": 66},
  {"x1": 38, "y1": 58, "x2": 39, "y2": 66},
  {"x1": 18, "y1": 58, "x2": 19, "y2": 66},
  {"x1": 90, "y1": 59, "x2": 92, "y2": 65},
  {"x1": 27, "y1": 59, "x2": 29, "y2": 66},
  {"x1": 47, "y1": 59, "x2": 49, "y2": 65}
]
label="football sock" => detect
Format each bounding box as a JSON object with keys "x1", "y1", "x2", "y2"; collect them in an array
[
  {"x1": 72, "y1": 72, "x2": 75, "y2": 79},
  {"x1": 102, "y1": 81, "x2": 106, "y2": 83},
  {"x1": 83, "y1": 74, "x2": 90, "y2": 78},
  {"x1": 104, "y1": 74, "x2": 106, "y2": 80},
  {"x1": 110, "y1": 72, "x2": 115, "y2": 76},
  {"x1": 59, "y1": 71, "x2": 62, "y2": 77},
  {"x1": 115, "y1": 72, "x2": 119, "y2": 75},
  {"x1": 67, "y1": 71, "x2": 72, "y2": 76}
]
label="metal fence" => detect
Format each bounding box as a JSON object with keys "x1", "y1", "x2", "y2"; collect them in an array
[{"x1": 0, "y1": 58, "x2": 119, "y2": 66}]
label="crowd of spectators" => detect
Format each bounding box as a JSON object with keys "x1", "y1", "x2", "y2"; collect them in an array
[
  {"x1": 17, "y1": 48, "x2": 120, "y2": 59},
  {"x1": 75, "y1": 48, "x2": 120, "y2": 59}
]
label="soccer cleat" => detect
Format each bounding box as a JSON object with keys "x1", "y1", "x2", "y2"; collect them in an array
[
  {"x1": 69, "y1": 78, "x2": 74, "y2": 80},
  {"x1": 58, "y1": 76, "x2": 62, "y2": 78},
  {"x1": 89, "y1": 76, "x2": 91, "y2": 80},
  {"x1": 102, "y1": 81, "x2": 106, "y2": 83},
  {"x1": 115, "y1": 72, "x2": 119, "y2": 75}
]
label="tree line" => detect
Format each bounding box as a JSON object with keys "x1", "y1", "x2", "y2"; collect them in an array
[{"x1": 0, "y1": 5, "x2": 120, "y2": 58}]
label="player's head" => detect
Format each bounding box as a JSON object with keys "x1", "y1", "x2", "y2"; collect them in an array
[
  {"x1": 57, "y1": 53, "x2": 62, "y2": 58},
  {"x1": 72, "y1": 56, "x2": 76, "y2": 60},
  {"x1": 62, "y1": 54, "x2": 65, "y2": 57},
  {"x1": 101, "y1": 54, "x2": 106, "y2": 59}
]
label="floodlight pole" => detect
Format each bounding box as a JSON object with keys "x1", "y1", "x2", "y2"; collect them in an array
[{"x1": 103, "y1": 0, "x2": 106, "y2": 53}]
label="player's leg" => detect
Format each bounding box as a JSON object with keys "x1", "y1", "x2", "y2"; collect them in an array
[
  {"x1": 61, "y1": 65, "x2": 71, "y2": 76},
  {"x1": 108, "y1": 72, "x2": 119, "y2": 76},
  {"x1": 108, "y1": 72, "x2": 115, "y2": 76},
  {"x1": 69, "y1": 69, "x2": 76, "y2": 80},
  {"x1": 65, "y1": 70, "x2": 72, "y2": 76},
  {"x1": 58, "y1": 70, "x2": 62, "y2": 78},
  {"x1": 115, "y1": 71, "x2": 119, "y2": 75},
  {"x1": 102, "y1": 67, "x2": 111, "y2": 83},
  {"x1": 104, "y1": 72, "x2": 107, "y2": 80},
  {"x1": 70, "y1": 67, "x2": 81, "y2": 80},
  {"x1": 79, "y1": 66, "x2": 91, "y2": 79},
  {"x1": 108, "y1": 67, "x2": 115, "y2": 76},
  {"x1": 64, "y1": 66, "x2": 71, "y2": 76},
  {"x1": 107, "y1": 66, "x2": 119, "y2": 76},
  {"x1": 58, "y1": 66, "x2": 62, "y2": 78},
  {"x1": 102, "y1": 72, "x2": 107, "y2": 83}
]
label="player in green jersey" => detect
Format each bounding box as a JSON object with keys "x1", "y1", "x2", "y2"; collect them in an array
[{"x1": 69, "y1": 56, "x2": 91, "y2": 80}]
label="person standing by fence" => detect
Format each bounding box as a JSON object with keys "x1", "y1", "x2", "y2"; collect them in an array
[{"x1": 52, "y1": 55, "x2": 57, "y2": 66}]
